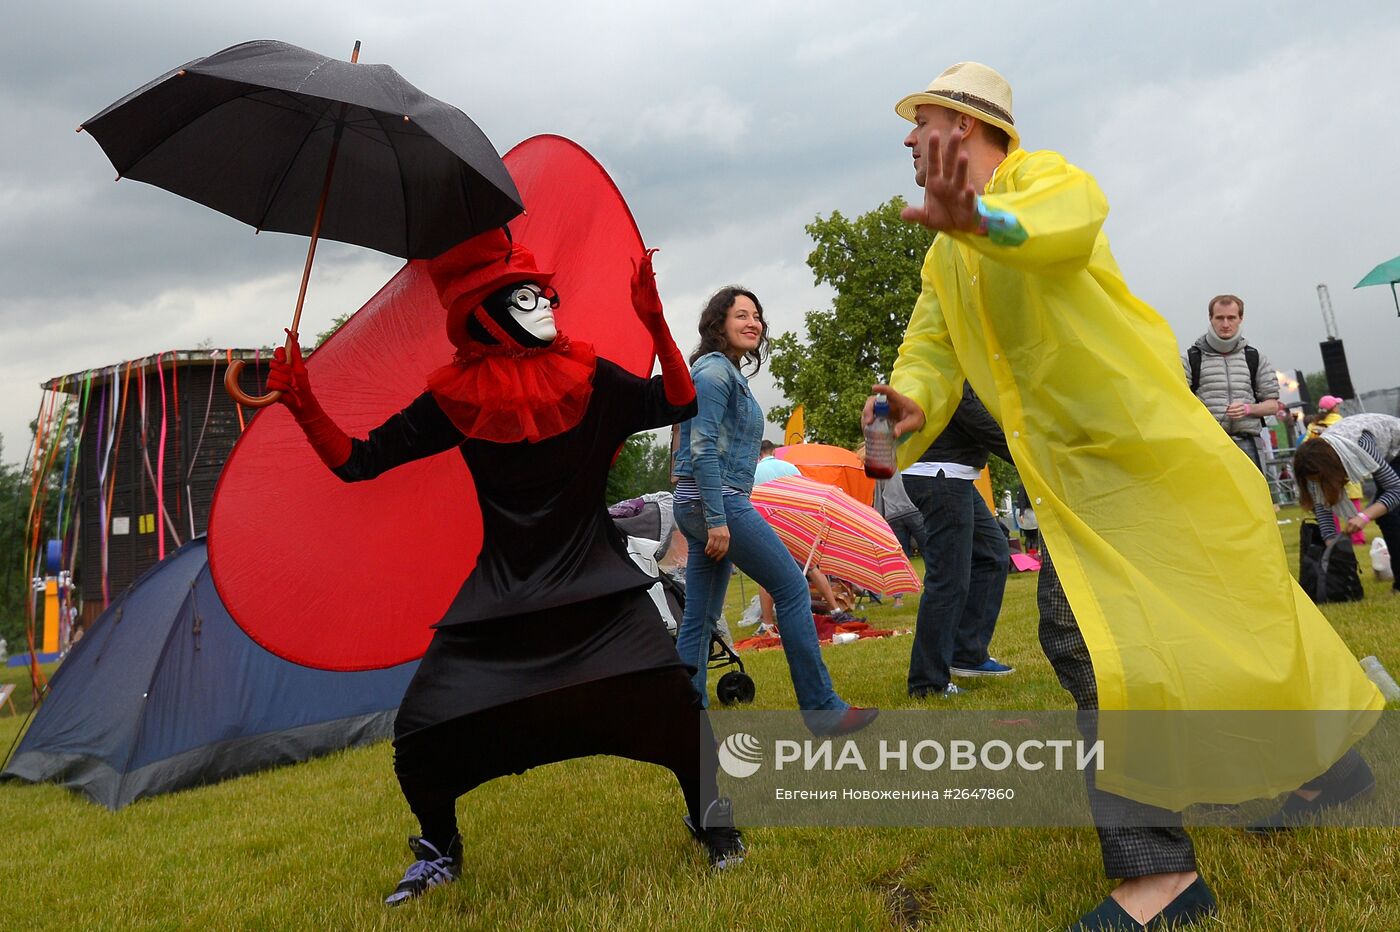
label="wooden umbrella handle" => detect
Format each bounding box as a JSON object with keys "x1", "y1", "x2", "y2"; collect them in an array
[{"x1": 224, "y1": 337, "x2": 290, "y2": 408}]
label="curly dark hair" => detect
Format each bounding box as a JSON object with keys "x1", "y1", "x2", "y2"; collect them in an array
[
  {"x1": 688, "y1": 286, "x2": 769, "y2": 375},
  {"x1": 1293, "y1": 438, "x2": 1348, "y2": 511}
]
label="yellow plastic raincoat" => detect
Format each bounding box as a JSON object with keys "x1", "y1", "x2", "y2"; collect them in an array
[{"x1": 892, "y1": 148, "x2": 1382, "y2": 808}]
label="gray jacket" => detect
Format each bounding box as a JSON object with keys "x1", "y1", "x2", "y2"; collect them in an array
[
  {"x1": 875, "y1": 473, "x2": 920, "y2": 521},
  {"x1": 1183, "y1": 334, "x2": 1279, "y2": 436}
]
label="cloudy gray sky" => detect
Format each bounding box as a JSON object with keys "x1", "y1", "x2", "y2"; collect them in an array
[{"x1": 4, "y1": 1, "x2": 1398, "y2": 464}]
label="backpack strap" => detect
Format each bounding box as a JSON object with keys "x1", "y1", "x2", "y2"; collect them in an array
[
  {"x1": 1189, "y1": 344, "x2": 1259, "y2": 398},
  {"x1": 1245, "y1": 345, "x2": 1260, "y2": 399}
]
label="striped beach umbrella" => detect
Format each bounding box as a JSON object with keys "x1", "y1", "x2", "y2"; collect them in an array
[{"x1": 749, "y1": 475, "x2": 921, "y2": 596}]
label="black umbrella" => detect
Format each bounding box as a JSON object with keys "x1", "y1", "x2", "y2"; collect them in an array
[{"x1": 81, "y1": 39, "x2": 524, "y2": 406}]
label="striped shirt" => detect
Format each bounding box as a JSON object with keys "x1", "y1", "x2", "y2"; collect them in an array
[
  {"x1": 1314, "y1": 431, "x2": 1400, "y2": 538},
  {"x1": 672, "y1": 476, "x2": 743, "y2": 505}
]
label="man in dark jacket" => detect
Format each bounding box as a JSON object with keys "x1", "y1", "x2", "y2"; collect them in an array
[{"x1": 903, "y1": 382, "x2": 1015, "y2": 697}]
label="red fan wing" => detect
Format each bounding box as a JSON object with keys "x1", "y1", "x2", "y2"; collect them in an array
[{"x1": 209, "y1": 135, "x2": 652, "y2": 670}]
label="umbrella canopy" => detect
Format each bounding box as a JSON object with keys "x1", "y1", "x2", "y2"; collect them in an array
[
  {"x1": 774, "y1": 442, "x2": 875, "y2": 505},
  {"x1": 1355, "y1": 254, "x2": 1400, "y2": 316},
  {"x1": 749, "y1": 474, "x2": 920, "y2": 596},
  {"x1": 81, "y1": 39, "x2": 522, "y2": 259}
]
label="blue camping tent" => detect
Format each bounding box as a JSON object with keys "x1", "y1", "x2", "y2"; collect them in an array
[{"x1": 2, "y1": 538, "x2": 417, "y2": 809}]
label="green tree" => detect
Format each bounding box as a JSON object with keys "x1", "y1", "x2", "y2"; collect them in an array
[
  {"x1": 767, "y1": 197, "x2": 933, "y2": 448},
  {"x1": 606, "y1": 432, "x2": 674, "y2": 504},
  {"x1": 2, "y1": 400, "x2": 83, "y2": 653},
  {"x1": 986, "y1": 458, "x2": 1018, "y2": 507},
  {"x1": 0, "y1": 436, "x2": 40, "y2": 651},
  {"x1": 769, "y1": 196, "x2": 1021, "y2": 504},
  {"x1": 314, "y1": 313, "x2": 353, "y2": 349},
  {"x1": 1304, "y1": 370, "x2": 1329, "y2": 407}
]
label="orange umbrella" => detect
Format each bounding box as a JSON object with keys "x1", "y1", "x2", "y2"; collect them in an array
[
  {"x1": 750, "y1": 475, "x2": 919, "y2": 596},
  {"x1": 774, "y1": 443, "x2": 874, "y2": 505}
]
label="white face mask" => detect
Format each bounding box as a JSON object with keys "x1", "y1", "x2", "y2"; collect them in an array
[{"x1": 505, "y1": 284, "x2": 558, "y2": 343}]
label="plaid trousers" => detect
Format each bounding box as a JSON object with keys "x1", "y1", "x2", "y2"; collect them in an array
[{"x1": 1036, "y1": 547, "x2": 1198, "y2": 878}]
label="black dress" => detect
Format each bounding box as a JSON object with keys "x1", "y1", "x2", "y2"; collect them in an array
[{"x1": 333, "y1": 358, "x2": 697, "y2": 737}]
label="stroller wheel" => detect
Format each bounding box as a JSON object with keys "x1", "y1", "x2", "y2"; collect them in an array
[{"x1": 716, "y1": 671, "x2": 756, "y2": 705}]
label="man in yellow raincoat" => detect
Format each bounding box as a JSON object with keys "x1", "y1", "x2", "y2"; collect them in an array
[{"x1": 868, "y1": 62, "x2": 1382, "y2": 931}]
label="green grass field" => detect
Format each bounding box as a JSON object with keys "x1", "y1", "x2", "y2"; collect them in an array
[{"x1": 1, "y1": 507, "x2": 1396, "y2": 930}]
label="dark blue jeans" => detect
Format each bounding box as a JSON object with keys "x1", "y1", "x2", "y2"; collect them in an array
[
  {"x1": 904, "y1": 473, "x2": 1010, "y2": 693},
  {"x1": 886, "y1": 511, "x2": 925, "y2": 560},
  {"x1": 674, "y1": 496, "x2": 846, "y2": 712}
]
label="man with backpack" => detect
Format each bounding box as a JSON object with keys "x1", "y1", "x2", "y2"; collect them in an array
[{"x1": 1183, "y1": 295, "x2": 1280, "y2": 473}]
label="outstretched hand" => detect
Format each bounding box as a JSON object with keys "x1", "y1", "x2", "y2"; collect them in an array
[
  {"x1": 862, "y1": 383, "x2": 927, "y2": 438},
  {"x1": 266, "y1": 330, "x2": 311, "y2": 414},
  {"x1": 630, "y1": 248, "x2": 665, "y2": 330},
  {"x1": 900, "y1": 129, "x2": 982, "y2": 233}
]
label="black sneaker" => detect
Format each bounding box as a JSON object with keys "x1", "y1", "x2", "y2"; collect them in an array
[
  {"x1": 1069, "y1": 876, "x2": 1217, "y2": 930},
  {"x1": 909, "y1": 684, "x2": 960, "y2": 700},
  {"x1": 684, "y1": 797, "x2": 746, "y2": 870},
  {"x1": 383, "y1": 835, "x2": 462, "y2": 907},
  {"x1": 1246, "y1": 756, "x2": 1376, "y2": 833}
]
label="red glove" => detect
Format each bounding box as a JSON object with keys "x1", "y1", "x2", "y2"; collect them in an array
[
  {"x1": 269, "y1": 334, "x2": 351, "y2": 469},
  {"x1": 631, "y1": 250, "x2": 695, "y2": 406}
]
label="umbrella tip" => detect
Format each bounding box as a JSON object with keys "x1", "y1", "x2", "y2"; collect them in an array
[
  {"x1": 75, "y1": 125, "x2": 84, "y2": 134},
  {"x1": 351, "y1": 40, "x2": 361, "y2": 63}
]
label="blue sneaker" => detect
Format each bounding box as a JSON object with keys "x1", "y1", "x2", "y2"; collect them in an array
[
  {"x1": 950, "y1": 658, "x2": 1014, "y2": 677},
  {"x1": 384, "y1": 835, "x2": 462, "y2": 906}
]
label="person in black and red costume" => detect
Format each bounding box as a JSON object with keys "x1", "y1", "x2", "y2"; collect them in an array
[{"x1": 267, "y1": 228, "x2": 743, "y2": 906}]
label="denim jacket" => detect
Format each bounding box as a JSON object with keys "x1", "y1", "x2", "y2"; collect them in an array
[{"x1": 674, "y1": 352, "x2": 764, "y2": 527}]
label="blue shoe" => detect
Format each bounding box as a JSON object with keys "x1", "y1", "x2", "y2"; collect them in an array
[
  {"x1": 384, "y1": 835, "x2": 461, "y2": 907},
  {"x1": 950, "y1": 658, "x2": 1014, "y2": 677}
]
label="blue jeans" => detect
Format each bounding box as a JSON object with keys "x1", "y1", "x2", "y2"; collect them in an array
[
  {"x1": 674, "y1": 495, "x2": 847, "y2": 712},
  {"x1": 904, "y1": 474, "x2": 1009, "y2": 693}
]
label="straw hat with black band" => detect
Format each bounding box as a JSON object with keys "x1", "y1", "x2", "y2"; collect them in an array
[{"x1": 895, "y1": 62, "x2": 1020, "y2": 152}]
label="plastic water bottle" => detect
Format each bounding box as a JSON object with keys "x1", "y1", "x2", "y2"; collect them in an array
[
  {"x1": 864, "y1": 394, "x2": 896, "y2": 479},
  {"x1": 1360, "y1": 656, "x2": 1400, "y2": 702}
]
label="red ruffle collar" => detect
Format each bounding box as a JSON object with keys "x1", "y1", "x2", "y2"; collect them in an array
[{"x1": 426, "y1": 332, "x2": 597, "y2": 444}]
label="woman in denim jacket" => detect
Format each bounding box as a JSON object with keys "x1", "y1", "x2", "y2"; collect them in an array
[{"x1": 673, "y1": 287, "x2": 874, "y2": 734}]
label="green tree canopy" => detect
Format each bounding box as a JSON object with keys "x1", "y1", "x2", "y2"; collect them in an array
[
  {"x1": 0, "y1": 435, "x2": 45, "y2": 650},
  {"x1": 767, "y1": 197, "x2": 932, "y2": 449},
  {"x1": 606, "y1": 431, "x2": 674, "y2": 504},
  {"x1": 1304, "y1": 370, "x2": 1329, "y2": 407},
  {"x1": 767, "y1": 197, "x2": 1020, "y2": 503}
]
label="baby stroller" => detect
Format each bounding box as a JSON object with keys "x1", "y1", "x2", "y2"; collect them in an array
[{"x1": 610, "y1": 492, "x2": 755, "y2": 705}]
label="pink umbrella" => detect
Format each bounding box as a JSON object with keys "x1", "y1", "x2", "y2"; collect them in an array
[{"x1": 749, "y1": 475, "x2": 920, "y2": 596}]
